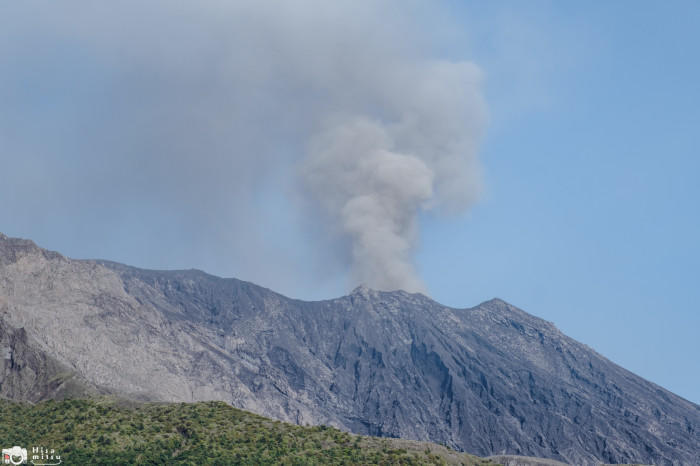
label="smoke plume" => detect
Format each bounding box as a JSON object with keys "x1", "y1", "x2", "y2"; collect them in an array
[
  {"x1": 0, "y1": 0, "x2": 486, "y2": 295},
  {"x1": 303, "y1": 58, "x2": 485, "y2": 292}
]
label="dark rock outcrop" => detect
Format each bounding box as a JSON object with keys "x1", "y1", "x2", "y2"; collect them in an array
[
  {"x1": 0, "y1": 316, "x2": 97, "y2": 401},
  {"x1": 0, "y1": 233, "x2": 697, "y2": 465}
]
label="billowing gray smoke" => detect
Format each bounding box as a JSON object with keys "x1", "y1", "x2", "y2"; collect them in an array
[
  {"x1": 0, "y1": 0, "x2": 486, "y2": 295},
  {"x1": 303, "y1": 59, "x2": 485, "y2": 292}
]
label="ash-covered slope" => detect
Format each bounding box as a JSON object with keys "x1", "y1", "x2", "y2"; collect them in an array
[
  {"x1": 0, "y1": 316, "x2": 99, "y2": 401},
  {"x1": 0, "y1": 233, "x2": 697, "y2": 465}
]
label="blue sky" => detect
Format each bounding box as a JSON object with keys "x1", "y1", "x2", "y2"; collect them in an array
[
  {"x1": 1, "y1": 2, "x2": 698, "y2": 403},
  {"x1": 420, "y1": 1, "x2": 700, "y2": 403}
]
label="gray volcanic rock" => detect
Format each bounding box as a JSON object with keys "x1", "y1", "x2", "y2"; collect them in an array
[
  {"x1": 488, "y1": 455, "x2": 569, "y2": 466},
  {"x1": 0, "y1": 316, "x2": 98, "y2": 401},
  {"x1": 0, "y1": 233, "x2": 698, "y2": 465}
]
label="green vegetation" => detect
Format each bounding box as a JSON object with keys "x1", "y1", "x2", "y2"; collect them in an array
[{"x1": 0, "y1": 398, "x2": 495, "y2": 465}]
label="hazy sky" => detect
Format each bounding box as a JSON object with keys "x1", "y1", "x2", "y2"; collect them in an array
[{"x1": 1, "y1": 1, "x2": 698, "y2": 403}]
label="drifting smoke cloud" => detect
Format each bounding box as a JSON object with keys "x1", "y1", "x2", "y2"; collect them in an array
[
  {"x1": 303, "y1": 60, "x2": 485, "y2": 292},
  {"x1": 0, "y1": 0, "x2": 486, "y2": 295}
]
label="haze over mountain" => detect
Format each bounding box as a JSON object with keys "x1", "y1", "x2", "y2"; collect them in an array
[{"x1": 0, "y1": 233, "x2": 698, "y2": 465}]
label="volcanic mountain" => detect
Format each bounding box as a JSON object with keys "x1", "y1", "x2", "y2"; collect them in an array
[{"x1": 0, "y1": 233, "x2": 697, "y2": 465}]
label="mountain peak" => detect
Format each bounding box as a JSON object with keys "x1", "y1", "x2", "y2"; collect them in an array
[
  {"x1": 483, "y1": 297, "x2": 509, "y2": 306},
  {"x1": 0, "y1": 233, "x2": 62, "y2": 265},
  {"x1": 348, "y1": 285, "x2": 428, "y2": 301},
  {"x1": 1, "y1": 234, "x2": 698, "y2": 464},
  {"x1": 350, "y1": 284, "x2": 372, "y2": 294},
  {"x1": 0, "y1": 233, "x2": 38, "y2": 248},
  {"x1": 349, "y1": 284, "x2": 380, "y2": 300}
]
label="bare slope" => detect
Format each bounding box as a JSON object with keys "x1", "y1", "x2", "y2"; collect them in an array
[{"x1": 0, "y1": 233, "x2": 697, "y2": 465}]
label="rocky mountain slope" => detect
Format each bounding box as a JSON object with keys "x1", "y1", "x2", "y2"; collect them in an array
[
  {"x1": 0, "y1": 315, "x2": 98, "y2": 401},
  {"x1": 0, "y1": 233, "x2": 697, "y2": 465}
]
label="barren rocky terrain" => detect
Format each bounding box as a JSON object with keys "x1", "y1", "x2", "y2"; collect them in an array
[{"x1": 0, "y1": 233, "x2": 697, "y2": 465}]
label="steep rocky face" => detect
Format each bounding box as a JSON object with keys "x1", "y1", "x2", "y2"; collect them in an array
[
  {"x1": 0, "y1": 233, "x2": 697, "y2": 465},
  {"x1": 0, "y1": 316, "x2": 98, "y2": 401}
]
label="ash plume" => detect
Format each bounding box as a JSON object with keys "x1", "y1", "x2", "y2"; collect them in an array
[
  {"x1": 0, "y1": 0, "x2": 487, "y2": 295},
  {"x1": 302, "y1": 60, "x2": 486, "y2": 292}
]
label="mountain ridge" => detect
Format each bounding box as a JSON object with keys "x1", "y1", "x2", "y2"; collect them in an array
[{"x1": 0, "y1": 233, "x2": 697, "y2": 465}]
